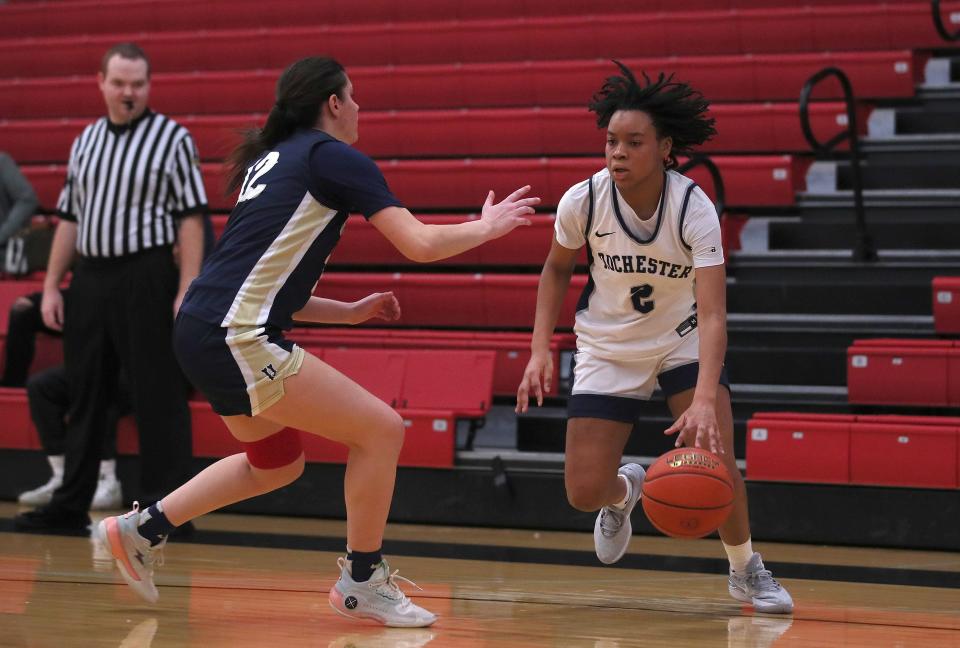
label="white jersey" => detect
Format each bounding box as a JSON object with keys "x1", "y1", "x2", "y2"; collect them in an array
[{"x1": 555, "y1": 168, "x2": 724, "y2": 360}]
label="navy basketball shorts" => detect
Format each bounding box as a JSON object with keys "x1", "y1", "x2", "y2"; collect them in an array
[
  {"x1": 567, "y1": 330, "x2": 730, "y2": 423},
  {"x1": 174, "y1": 312, "x2": 305, "y2": 417}
]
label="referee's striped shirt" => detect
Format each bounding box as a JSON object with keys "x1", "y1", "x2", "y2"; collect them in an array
[{"x1": 56, "y1": 109, "x2": 208, "y2": 258}]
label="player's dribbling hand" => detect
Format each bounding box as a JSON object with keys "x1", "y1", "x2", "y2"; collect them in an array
[
  {"x1": 516, "y1": 351, "x2": 553, "y2": 413},
  {"x1": 481, "y1": 185, "x2": 539, "y2": 239},
  {"x1": 352, "y1": 291, "x2": 401, "y2": 324},
  {"x1": 664, "y1": 399, "x2": 724, "y2": 455}
]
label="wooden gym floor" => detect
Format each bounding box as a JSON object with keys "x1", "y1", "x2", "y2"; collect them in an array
[{"x1": 0, "y1": 501, "x2": 958, "y2": 647}]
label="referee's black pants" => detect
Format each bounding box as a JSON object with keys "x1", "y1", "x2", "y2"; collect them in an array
[{"x1": 51, "y1": 247, "x2": 193, "y2": 515}]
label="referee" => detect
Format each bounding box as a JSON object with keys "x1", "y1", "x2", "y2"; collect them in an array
[{"x1": 15, "y1": 43, "x2": 207, "y2": 533}]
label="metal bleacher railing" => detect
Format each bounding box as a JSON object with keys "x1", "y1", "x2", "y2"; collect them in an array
[
  {"x1": 799, "y1": 67, "x2": 877, "y2": 262},
  {"x1": 676, "y1": 154, "x2": 726, "y2": 221},
  {"x1": 932, "y1": 0, "x2": 960, "y2": 42}
]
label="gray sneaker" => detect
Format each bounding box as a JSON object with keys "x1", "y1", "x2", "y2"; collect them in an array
[
  {"x1": 729, "y1": 553, "x2": 794, "y2": 614},
  {"x1": 94, "y1": 502, "x2": 165, "y2": 604},
  {"x1": 328, "y1": 557, "x2": 437, "y2": 627},
  {"x1": 593, "y1": 463, "x2": 646, "y2": 564}
]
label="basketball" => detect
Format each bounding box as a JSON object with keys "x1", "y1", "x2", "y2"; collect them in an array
[{"x1": 641, "y1": 448, "x2": 735, "y2": 539}]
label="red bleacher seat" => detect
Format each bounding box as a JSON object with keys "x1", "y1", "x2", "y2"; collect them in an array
[
  {"x1": 933, "y1": 277, "x2": 960, "y2": 335},
  {"x1": 0, "y1": 52, "x2": 920, "y2": 120},
  {"x1": 751, "y1": 412, "x2": 855, "y2": 422},
  {"x1": 114, "y1": 398, "x2": 458, "y2": 469},
  {"x1": 855, "y1": 414, "x2": 960, "y2": 426},
  {"x1": 297, "y1": 409, "x2": 457, "y2": 468},
  {"x1": 2, "y1": 103, "x2": 855, "y2": 166},
  {"x1": 952, "y1": 347, "x2": 960, "y2": 408},
  {"x1": 22, "y1": 154, "x2": 802, "y2": 212},
  {"x1": 316, "y1": 272, "x2": 587, "y2": 329},
  {"x1": 328, "y1": 214, "x2": 563, "y2": 268},
  {"x1": 847, "y1": 341, "x2": 952, "y2": 406},
  {"x1": 0, "y1": 7, "x2": 944, "y2": 79},
  {"x1": 0, "y1": 0, "x2": 911, "y2": 39},
  {"x1": 748, "y1": 412, "x2": 960, "y2": 489},
  {"x1": 0, "y1": 388, "x2": 39, "y2": 450},
  {"x1": 746, "y1": 416, "x2": 850, "y2": 484},
  {"x1": 394, "y1": 409, "x2": 456, "y2": 468},
  {"x1": 285, "y1": 345, "x2": 497, "y2": 417},
  {"x1": 320, "y1": 348, "x2": 407, "y2": 407},
  {"x1": 290, "y1": 328, "x2": 570, "y2": 397},
  {"x1": 400, "y1": 350, "x2": 495, "y2": 417},
  {"x1": 850, "y1": 422, "x2": 958, "y2": 489},
  {"x1": 850, "y1": 338, "x2": 953, "y2": 348},
  {"x1": 185, "y1": 402, "x2": 241, "y2": 458}
]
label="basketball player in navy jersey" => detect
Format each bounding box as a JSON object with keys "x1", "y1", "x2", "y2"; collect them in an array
[
  {"x1": 95, "y1": 57, "x2": 539, "y2": 627},
  {"x1": 516, "y1": 62, "x2": 792, "y2": 614}
]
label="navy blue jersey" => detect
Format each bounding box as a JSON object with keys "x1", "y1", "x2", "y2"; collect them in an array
[{"x1": 180, "y1": 129, "x2": 402, "y2": 330}]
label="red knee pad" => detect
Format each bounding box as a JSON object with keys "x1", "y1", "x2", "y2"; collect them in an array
[{"x1": 241, "y1": 428, "x2": 302, "y2": 469}]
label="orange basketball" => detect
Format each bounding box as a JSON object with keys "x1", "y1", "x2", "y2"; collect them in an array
[{"x1": 641, "y1": 448, "x2": 735, "y2": 539}]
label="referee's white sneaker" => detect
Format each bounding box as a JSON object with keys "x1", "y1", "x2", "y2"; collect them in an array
[
  {"x1": 329, "y1": 557, "x2": 437, "y2": 627},
  {"x1": 594, "y1": 463, "x2": 646, "y2": 564},
  {"x1": 95, "y1": 502, "x2": 164, "y2": 604},
  {"x1": 729, "y1": 553, "x2": 794, "y2": 614}
]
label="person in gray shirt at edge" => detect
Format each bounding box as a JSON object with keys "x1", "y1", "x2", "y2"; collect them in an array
[{"x1": 0, "y1": 152, "x2": 39, "y2": 250}]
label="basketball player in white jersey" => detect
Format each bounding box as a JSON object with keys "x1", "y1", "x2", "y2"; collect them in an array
[{"x1": 516, "y1": 62, "x2": 792, "y2": 613}]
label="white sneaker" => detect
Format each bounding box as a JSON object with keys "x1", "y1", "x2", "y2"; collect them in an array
[
  {"x1": 729, "y1": 553, "x2": 794, "y2": 614},
  {"x1": 17, "y1": 474, "x2": 63, "y2": 506},
  {"x1": 593, "y1": 463, "x2": 646, "y2": 564},
  {"x1": 94, "y1": 502, "x2": 165, "y2": 604},
  {"x1": 92, "y1": 476, "x2": 123, "y2": 510},
  {"x1": 328, "y1": 557, "x2": 437, "y2": 628}
]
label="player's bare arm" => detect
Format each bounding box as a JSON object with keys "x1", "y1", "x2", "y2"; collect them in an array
[
  {"x1": 369, "y1": 186, "x2": 539, "y2": 263},
  {"x1": 517, "y1": 237, "x2": 579, "y2": 412}
]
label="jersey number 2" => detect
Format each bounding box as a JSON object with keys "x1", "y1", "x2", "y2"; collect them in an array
[
  {"x1": 630, "y1": 284, "x2": 654, "y2": 314},
  {"x1": 237, "y1": 151, "x2": 280, "y2": 203}
]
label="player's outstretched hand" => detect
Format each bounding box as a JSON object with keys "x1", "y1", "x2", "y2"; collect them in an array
[
  {"x1": 481, "y1": 185, "x2": 539, "y2": 240},
  {"x1": 352, "y1": 292, "x2": 401, "y2": 324},
  {"x1": 664, "y1": 399, "x2": 724, "y2": 455},
  {"x1": 516, "y1": 351, "x2": 553, "y2": 413}
]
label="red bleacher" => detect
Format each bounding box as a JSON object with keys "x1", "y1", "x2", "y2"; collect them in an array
[
  {"x1": 0, "y1": 6, "x2": 947, "y2": 78},
  {"x1": 0, "y1": 51, "x2": 921, "y2": 120},
  {"x1": 933, "y1": 277, "x2": 960, "y2": 335},
  {"x1": 2, "y1": 103, "x2": 857, "y2": 164},
  {"x1": 847, "y1": 339, "x2": 960, "y2": 407},
  {"x1": 22, "y1": 155, "x2": 805, "y2": 211},
  {"x1": 747, "y1": 412, "x2": 960, "y2": 489},
  {"x1": 2, "y1": 345, "x2": 498, "y2": 469},
  {"x1": 0, "y1": 0, "x2": 925, "y2": 39},
  {"x1": 120, "y1": 402, "x2": 459, "y2": 469},
  {"x1": 746, "y1": 416, "x2": 852, "y2": 484},
  {"x1": 2, "y1": 0, "x2": 953, "y2": 485},
  {"x1": 314, "y1": 272, "x2": 585, "y2": 329},
  {"x1": 293, "y1": 328, "x2": 574, "y2": 397}
]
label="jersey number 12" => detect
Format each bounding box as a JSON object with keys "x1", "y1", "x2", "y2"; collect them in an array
[{"x1": 237, "y1": 151, "x2": 280, "y2": 204}]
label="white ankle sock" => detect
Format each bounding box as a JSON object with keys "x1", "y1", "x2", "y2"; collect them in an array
[
  {"x1": 99, "y1": 459, "x2": 116, "y2": 480},
  {"x1": 724, "y1": 538, "x2": 754, "y2": 573},
  {"x1": 48, "y1": 454, "x2": 65, "y2": 480},
  {"x1": 611, "y1": 474, "x2": 631, "y2": 509}
]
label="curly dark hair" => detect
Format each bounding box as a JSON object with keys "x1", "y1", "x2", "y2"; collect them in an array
[{"x1": 588, "y1": 60, "x2": 716, "y2": 169}]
